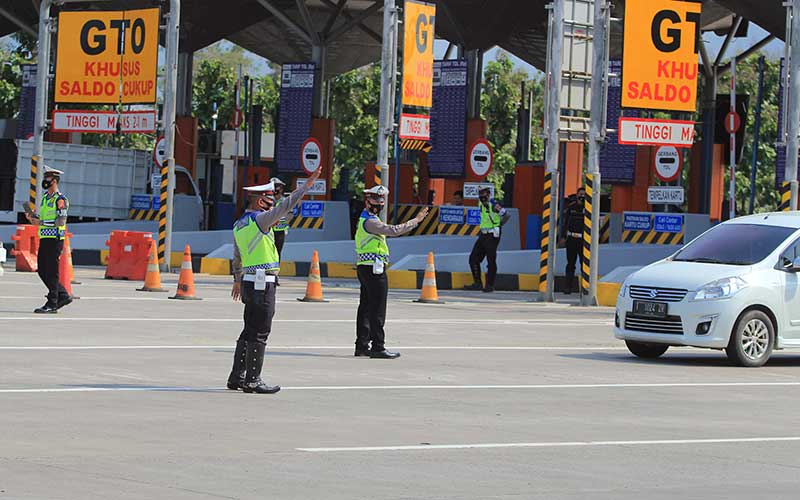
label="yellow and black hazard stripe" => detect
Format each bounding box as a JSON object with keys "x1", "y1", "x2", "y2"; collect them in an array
[
  {"x1": 128, "y1": 209, "x2": 159, "y2": 221},
  {"x1": 388, "y1": 205, "x2": 439, "y2": 236},
  {"x1": 374, "y1": 164, "x2": 383, "y2": 186},
  {"x1": 157, "y1": 160, "x2": 169, "y2": 265},
  {"x1": 779, "y1": 182, "x2": 791, "y2": 211},
  {"x1": 29, "y1": 155, "x2": 37, "y2": 208},
  {"x1": 581, "y1": 174, "x2": 594, "y2": 293},
  {"x1": 437, "y1": 221, "x2": 481, "y2": 237},
  {"x1": 599, "y1": 214, "x2": 610, "y2": 244},
  {"x1": 538, "y1": 172, "x2": 552, "y2": 294},
  {"x1": 400, "y1": 139, "x2": 432, "y2": 153},
  {"x1": 622, "y1": 229, "x2": 683, "y2": 245},
  {"x1": 290, "y1": 215, "x2": 324, "y2": 230}
]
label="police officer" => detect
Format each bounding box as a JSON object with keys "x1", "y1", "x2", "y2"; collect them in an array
[
  {"x1": 355, "y1": 185, "x2": 429, "y2": 359},
  {"x1": 270, "y1": 177, "x2": 290, "y2": 258},
  {"x1": 560, "y1": 187, "x2": 587, "y2": 295},
  {"x1": 227, "y1": 167, "x2": 321, "y2": 394},
  {"x1": 25, "y1": 166, "x2": 72, "y2": 314},
  {"x1": 464, "y1": 186, "x2": 510, "y2": 293}
]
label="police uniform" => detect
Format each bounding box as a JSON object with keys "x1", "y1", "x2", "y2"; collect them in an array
[
  {"x1": 270, "y1": 177, "x2": 290, "y2": 258},
  {"x1": 561, "y1": 193, "x2": 586, "y2": 294},
  {"x1": 227, "y1": 181, "x2": 310, "y2": 394},
  {"x1": 34, "y1": 166, "x2": 72, "y2": 314},
  {"x1": 354, "y1": 185, "x2": 421, "y2": 359},
  {"x1": 465, "y1": 190, "x2": 510, "y2": 292}
]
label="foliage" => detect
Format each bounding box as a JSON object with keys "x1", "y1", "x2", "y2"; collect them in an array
[{"x1": 0, "y1": 35, "x2": 36, "y2": 119}]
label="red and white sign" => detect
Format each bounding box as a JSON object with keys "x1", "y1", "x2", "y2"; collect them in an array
[
  {"x1": 618, "y1": 117, "x2": 695, "y2": 147},
  {"x1": 300, "y1": 137, "x2": 323, "y2": 175},
  {"x1": 153, "y1": 136, "x2": 166, "y2": 168},
  {"x1": 653, "y1": 146, "x2": 683, "y2": 182},
  {"x1": 724, "y1": 111, "x2": 741, "y2": 134},
  {"x1": 399, "y1": 113, "x2": 430, "y2": 140},
  {"x1": 468, "y1": 139, "x2": 493, "y2": 178},
  {"x1": 52, "y1": 109, "x2": 157, "y2": 134}
]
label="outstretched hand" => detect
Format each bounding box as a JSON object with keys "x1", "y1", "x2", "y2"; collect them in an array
[
  {"x1": 415, "y1": 207, "x2": 430, "y2": 223},
  {"x1": 307, "y1": 167, "x2": 322, "y2": 184}
]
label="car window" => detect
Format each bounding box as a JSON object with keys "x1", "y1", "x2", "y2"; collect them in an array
[
  {"x1": 175, "y1": 171, "x2": 196, "y2": 196},
  {"x1": 673, "y1": 223, "x2": 796, "y2": 265},
  {"x1": 780, "y1": 237, "x2": 800, "y2": 266}
]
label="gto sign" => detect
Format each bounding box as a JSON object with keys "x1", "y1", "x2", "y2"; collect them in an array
[{"x1": 622, "y1": 0, "x2": 702, "y2": 112}]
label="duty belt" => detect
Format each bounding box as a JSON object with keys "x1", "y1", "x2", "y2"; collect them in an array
[
  {"x1": 567, "y1": 231, "x2": 582, "y2": 238},
  {"x1": 243, "y1": 274, "x2": 277, "y2": 283}
]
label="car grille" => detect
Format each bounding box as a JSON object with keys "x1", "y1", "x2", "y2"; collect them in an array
[
  {"x1": 629, "y1": 285, "x2": 688, "y2": 303},
  {"x1": 624, "y1": 313, "x2": 684, "y2": 335}
]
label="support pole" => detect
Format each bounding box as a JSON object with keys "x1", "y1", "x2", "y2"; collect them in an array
[
  {"x1": 32, "y1": 0, "x2": 54, "y2": 211},
  {"x1": 729, "y1": 55, "x2": 737, "y2": 220},
  {"x1": 312, "y1": 44, "x2": 327, "y2": 116},
  {"x1": 376, "y1": 0, "x2": 398, "y2": 221},
  {"x1": 787, "y1": 0, "x2": 800, "y2": 210},
  {"x1": 749, "y1": 56, "x2": 765, "y2": 215},
  {"x1": 160, "y1": 0, "x2": 181, "y2": 271},
  {"x1": 583, "y1": 0, "x2": 609, "y2": 307}
]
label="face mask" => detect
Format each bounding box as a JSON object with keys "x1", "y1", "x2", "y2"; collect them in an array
[
  {"x1": 367, "y1": 201, "x2": 383, "y2": 215},
  {"x1": 42, "y1": 179, "x2": 53, "y2": 190},
  {"x1": 479, "y1": 195, "x2": 489, "y2": 203}
]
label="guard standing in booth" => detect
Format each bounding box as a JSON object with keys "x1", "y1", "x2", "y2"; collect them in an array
[
  {"x1": 25, "y1": 165, "x2": 72, "y2": 314},
  {"x1": 464, "y1": 186, "x2": 510, "y2": 293},
  {"x1": 560, "y1": 187, "x2": 587, "y2": 295},
  {"x1": 227, "y1": 167, "x2": 320, "y2": 394},
  {"x1": 270, "y1": 177, "x2": 290, "y2": 258},
  {"x1": 355, "y1": 185, "x2": 429, "y2": 359}
]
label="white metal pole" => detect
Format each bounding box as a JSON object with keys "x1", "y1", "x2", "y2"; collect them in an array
[
  {"x1": 376, "y1": 0, "x2": 397, "y2": 221},
  {"x1": 729, "y1": 55, "x2": 737, "y2": 219},
  {"x1": 161, "y1": 0, "x2": 180, "y2": 271},
  {"x1": 32, "y1": 0, "x2": 54, "y2": 210},
  {"x1": 788, "y1": 0, "x2": 800, "y2": 210}
]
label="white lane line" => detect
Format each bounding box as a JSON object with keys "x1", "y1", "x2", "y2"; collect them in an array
[
  {"x1": 0, "y1": 345, "x2": 626, "y2": 351},
  {"x1": 4, "y1": 381, "x2": 800, "y2": 394},
  {"x1": 297, "y1": 436, "x2": 800, "y2": 453},
  {"x1": 0, "y1": 317, "x2": 613, "y2": 325}
]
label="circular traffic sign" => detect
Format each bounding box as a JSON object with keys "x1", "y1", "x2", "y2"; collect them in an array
[
  {"x1": 654, "y1": 146, "x2": 682, "y2": 182},
  {"x1": 468, "y1": 139, "x2": 493, "y2": 178},
  {"x1": 153, "y1": 136, "x2": 166, "y2": 167},
  {"x1": 724, "y1": 111, "x2": 741, "y2": 134},
  {"x1": 300, "y1": 137, "x2": 323, "y2": 175}
]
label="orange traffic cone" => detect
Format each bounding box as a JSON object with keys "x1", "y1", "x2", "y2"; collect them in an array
[
  {"x1": 297, "y1": 250, "x2": 328, "y2": 302},
  {"x1": 169, "y1": 245, "x2": 201, "y2": 300},
  {"x1": 137, "y1": 239, "x2": 167, "y2": 292},
  {"x1": 414, "y1": 252, "x2": 443, "y2": 304},
  {"x1": 58, "y1": 242, "x2": 77, "y2": 299},
  {"x1": 65, "y1": 233, "x2": 80, "y2": 285}
]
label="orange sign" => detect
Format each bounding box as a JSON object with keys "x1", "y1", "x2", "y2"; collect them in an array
[
  {"x1": 402, "y1": 0, "x2": 436, "y2": 108},
  {"x1": 622, "y1": 0, "x2": 702, "y2": 112},
  {"x1": 55, "y1": 8, "x2": 159, "y2": 104}
]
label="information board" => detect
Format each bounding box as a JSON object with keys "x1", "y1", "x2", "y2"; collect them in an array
[
  {"x1": 623, "y1": 213, "x2": 652, "y2": 231},
  {"x1": 16, "y1": 64, "x2": 36, "y2": 139},
  {"x1": 654, "y1": 214, "x2": 683, "y2": 233},
  {"x1": 599, "y1": 60, "x2": 637, "y2": 184},
  {"x1": 301, "y1": 201, "x2": 324, "y2": 218},
  {"x1": 276, "y1": 63, "x2": 315, "y2": 174},
  {"x1": 438, "y1": 206, "x2": 465, "y2": 224},
  {"x1": 428, "y1": 59, "x2": 467, "y2": 177},
  {"x1": 777, "y1": 58, "x2": 791, "y2": 187},
  {"x1": 466, "y1": 208, "x2": 481, "y2": 226}
]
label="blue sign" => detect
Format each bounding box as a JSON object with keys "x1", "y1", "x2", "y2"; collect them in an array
[
  {"x1": 654, "y1": 214, "x2": 684, "y2": 233},
  {"x1": 599, "y1": 60, "x2": 637, "y2": 185},
  {"x1": 439, "y1": 206, "x2": 465, "y2": 224},
  {"x1": 301, "y1": 201, "x2": 323, "y2": 218},
  {"x1": 276, "y1": 63, "x2": 315, "y2": 174},
  {"x1": 428, "y1": 59, "x2": 468, "y2": 178},
  {"x1": 131, "y1": 194, "x2": 159, "y2": 210},
  {"x1": 624, "y1": 213, "x2": 652, "y2": 231},
  {"x1": 16, "y1": 64, "x2": 36, "y2": 139},
  {"x1": 466, "y1": 208, "x2": 482, "y2": 226},
  {"x1": 152, "y1": 197, "x2": 161, "y2": 210}
]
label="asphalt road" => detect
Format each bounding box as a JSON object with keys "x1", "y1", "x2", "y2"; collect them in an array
[{"x1": 2, "y1": 266, "x2": 800, "y2": 499}]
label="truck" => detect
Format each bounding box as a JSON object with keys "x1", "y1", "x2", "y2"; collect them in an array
[{"x1": 0, "y1": 139, "x2": 202, "y2": 231}]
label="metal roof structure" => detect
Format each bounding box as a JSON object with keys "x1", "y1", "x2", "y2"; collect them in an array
[{"x1": 0, "y1": 1, "x2": 789, "y2": 77}]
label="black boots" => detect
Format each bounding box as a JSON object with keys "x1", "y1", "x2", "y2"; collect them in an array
[
  {"x1": 34, "y1": 303, "x2": 58, "y2": 314},
  {"x1": 226, "y1": 338, "x2": 247, "y2": 390},
  {"x1": 242, "y1": 342, "x2": 281, "y2": 394},
  {"x1": 463, "y1": 282, "x2": 482, "y2": 291}
]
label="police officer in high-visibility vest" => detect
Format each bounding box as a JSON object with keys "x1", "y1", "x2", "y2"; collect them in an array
[
  {"x1": 228, "y1": 167, "x2": 320, "y2": 394},
  {"x1": 25, "y1": 166, "x2": 72, "y2": 314},
  {"x1": 464, "y1": 186, "x2": 510, "y2": 293},
  {"x1": 354, "y1": 185, "x2": 429, "y2": 359},
  {"x1": 270, "y1": 177, "x2": 290, "y2": 258}
]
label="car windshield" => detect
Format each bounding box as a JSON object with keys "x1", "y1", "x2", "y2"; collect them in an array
[{"x1": 673, "y1": 223, "x2": 796, "y2": 265}]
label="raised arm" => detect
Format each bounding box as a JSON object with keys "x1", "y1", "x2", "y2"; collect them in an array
[
  {"x1": 363, "y1": 207, "x2": 430, "y2": 237},
  {"x1": 254, "y1": 168, "x2": 321, "y2": 231}
]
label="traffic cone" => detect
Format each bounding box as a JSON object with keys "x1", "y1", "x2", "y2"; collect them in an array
[
  {"x1": 169, "y1": 245, "x2": 201, "y2": 300},
  {"x1": 137, "y1": 239, "x2": 167, "y2": 292},
  {"x1": 414, "y1": 252, "x2": 444, "y2": 304},
  {"x1": 297, "y1": 250, "x2": 328, "y2": 302},
  {"x1": 58, "y1": 243, "x2": 77, "y2": 299},
  {"x1": 65, "y1": 234, "x2": 80, "y2": 285}
]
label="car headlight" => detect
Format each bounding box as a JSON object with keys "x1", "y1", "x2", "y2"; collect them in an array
[
  {"x1": 692, "y1": 276, "x2": 748, "y2": 301},
  {"x1": 618, "y1": 282, "x2": 628, "y2": 298}
]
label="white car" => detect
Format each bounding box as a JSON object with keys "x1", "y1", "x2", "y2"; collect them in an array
[{"x1": 614, "y1": 212, "x2": 800, "y2": 367}]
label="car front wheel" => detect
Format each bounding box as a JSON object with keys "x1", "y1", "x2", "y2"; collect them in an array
[
  {"x1": 625, "y1": 340, "x2": 669, "y2": 359},
  {"x1": 725, "y1": 310, "x2": 774, "y2": 367}
]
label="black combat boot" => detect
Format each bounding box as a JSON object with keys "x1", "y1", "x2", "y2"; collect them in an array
[
  {"x1": 226, "y1": 338, "x2": 247, "y2": 390},
  {"x1": 242, "y1": 342, "x2": 280, "y2": 394}
]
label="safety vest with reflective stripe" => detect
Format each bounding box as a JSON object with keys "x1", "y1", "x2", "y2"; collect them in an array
[
  {"x1": 273, "y1": 196, "x2": 290, "y2": 232},
  {"x1": 233, "y1": 212, "x2": 280, "y2": 274},
  {"x1": 355, "y1": 210, "x2": 389, "y2": 265},
  {"x1": 39, "y1": 192, "x2": 68, "y2": 239},
  {"x1": 479, "y1": 201, "x2": 501, "y2": 230}
]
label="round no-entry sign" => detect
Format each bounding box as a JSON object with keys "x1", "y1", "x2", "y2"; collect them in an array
[
  {"x1": 654, "y1": 146, "x2": 682, "y2": 182},
  {"x1": 153, "y1": 136, "x2": 166, "y2": 168},
  {"x1": 300, "y1": 138, "x2": 322, "y2": 175},
  {"x1": 468, "y1": 139, "x2": 493, "y2": 178},
  {"x1": 724, "y1": 111, "x2": 741, "y2": 134}
]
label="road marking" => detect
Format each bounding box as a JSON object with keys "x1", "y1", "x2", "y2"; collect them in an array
[
  {"x1": 0, "y1": 317, "x2": 613, "y2": 326},
  {"x1": 296, "y1": 436, "x2": 800, "y2": 453},
  {"x1": 3, "y1": 381, "x2": 800, "y2": 394},
  {"x1": 0, "y1": 345, "x2": 626, "y2": 351}
]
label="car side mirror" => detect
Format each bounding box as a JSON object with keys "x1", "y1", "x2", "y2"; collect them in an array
[{"x1": 782, "y1": 256, "x2": 800, "y2": 273}]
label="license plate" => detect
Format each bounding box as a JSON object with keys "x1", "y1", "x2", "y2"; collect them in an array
[{"x1": 633, "y1": 300, "x2": 668, "y2": 318}]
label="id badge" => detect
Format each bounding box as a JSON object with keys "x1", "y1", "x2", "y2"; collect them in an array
[
  {"x1": 373, "y1": 258, "x2": 385, "y2": 275},
  {"x1": 254, "y1": 269, "x2": 267, "y2": 290}
]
